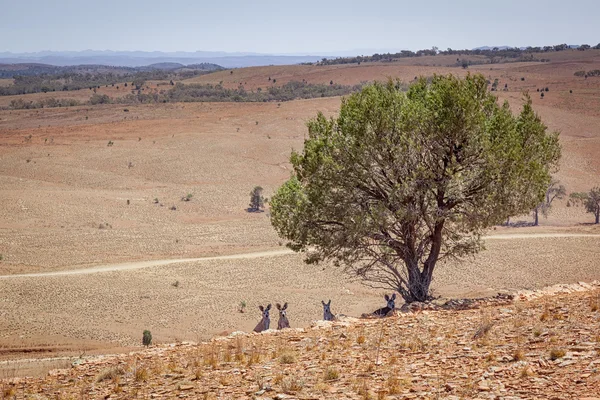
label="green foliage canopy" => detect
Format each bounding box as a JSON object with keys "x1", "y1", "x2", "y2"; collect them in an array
[{"x1": 270, "y1": 74, "x2": 561, "y2": 302}]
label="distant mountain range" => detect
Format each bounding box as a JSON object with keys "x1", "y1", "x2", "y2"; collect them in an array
[
  {"x1": 1, "y1": 45, "x2": 591, "y2": 69},
  {"x1": 0, "y1": 50, "x2": 328, "y2": 68}
]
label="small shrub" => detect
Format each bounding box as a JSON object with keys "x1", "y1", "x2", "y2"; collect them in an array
[
  {"x1": 142, "y1": 330, "x2": 152, "y2": 347},
  {"x1": 169, "y1": 205, "x2": 177, "y2": 211},
  {"x1": 182, "y1": 193, "x2": 193, "y2": 202},
  {"x1": 172, "y1": 280, "x2": 180, "y2": 288},
  {"x1": 549, "y1": 348, "x2": 565, "y2": 360},
  {"x1": 521, "y1": 77, "x2": 525, "y2": 81},
  {"x1": 153, "y1": 198, "x2": 159, "y2": 204},
  {"x1": 238, "y1": 300, "x2": 247, "y2": 313},
  {"x1": 0, "y1": 254, "x2": 3, "y2": 261}
]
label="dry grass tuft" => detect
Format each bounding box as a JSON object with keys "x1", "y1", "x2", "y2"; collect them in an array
[
  {"x1": 386, "y1": 376, "x2": 401, "y2": 394},
  {"x1": 273, "y1": 373, "x2": 284, "y2": 385},
  {"x1": 512, "y1": 349, "x2": 525, "y2": 361},
  {"x1": 281, "y1": 375, "x2": 304, "y2": 394},
  {"x1": 279, "y1": 350, "x2": 297, "y2": 364},
  {"x1": 323, "y1": 366, "x2": 340, "y2": 381},
  {"x1": 520, "y1": 365, "x2": 534, "y2": 378},
  {"x1": 95, "y1": 366, "x2": 125, "y2": 383},
  {"x1": 134, "y1": 366, "x2": 148, "y2": 382},
  {"x1": 590, "y1": 295, "x2": 599, "y2": 312},
  {"x1": 473, "y1": 313, "x2": 495, "y2": 339},
  {"x1": 2, "y1": 385, "x2": 16, "y2": 399},
  {"x1": 219, "y1": 374, "x2": 231, "y2": 386},
  {"x1": 549, "y1": 348, "x2": 566, "y2": 360}
]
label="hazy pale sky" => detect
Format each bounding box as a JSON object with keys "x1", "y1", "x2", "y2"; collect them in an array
[{"x1": 1, "y1": 0, "x2": 598, "y2": 54}]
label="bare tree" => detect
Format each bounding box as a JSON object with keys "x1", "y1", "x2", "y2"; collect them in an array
[
  {"x1": 534, "y1": 179, "x2": 566, "y2": 226},
  {"x1": 249, "y1": 186, "x2": 265, "y2": 212},
  {"x1": 585, "y1": 187, "x2": 600, "y2": 224}
]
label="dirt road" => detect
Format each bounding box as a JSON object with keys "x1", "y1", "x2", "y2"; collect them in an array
[{"x1": 2, "y1": 233, "x2": 598, "y2": 279}]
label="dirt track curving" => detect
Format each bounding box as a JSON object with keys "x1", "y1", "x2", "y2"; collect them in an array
[{"x1": 1, "y1": 233, "x2": 598, "y2": 279}]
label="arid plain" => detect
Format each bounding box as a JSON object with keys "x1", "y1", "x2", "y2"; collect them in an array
[{"x1": 1, "y1": 51, "x2": 600, "y2": 377}]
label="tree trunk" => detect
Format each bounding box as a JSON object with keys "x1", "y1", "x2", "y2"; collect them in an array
[
  {"x1": 596, "y1": 208, "x2": 599, "y2": 224},
  {"x1": 402, "y1": 222, "x2": 443, "y2": 303},
  {"x1": 534, "y1": 208, "x2": 539, "y2": 226},
  {"x1": 403, "y1": 262, "x2": 433, "y2": 303}
]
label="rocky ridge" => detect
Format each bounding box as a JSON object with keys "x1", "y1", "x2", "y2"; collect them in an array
[{"x1": 2, "y1": 281, "x2": 600, "y2": 399}]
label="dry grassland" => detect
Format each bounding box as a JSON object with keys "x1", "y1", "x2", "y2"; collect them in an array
[{"x1": 1, "y1": 52, "x2": 600, "y2": 374}]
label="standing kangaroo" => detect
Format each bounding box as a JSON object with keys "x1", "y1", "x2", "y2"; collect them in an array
[
  {"x1": 276, "y1": 303, "x2": 290, "y2": 329},
  {"x1": 372, "y1": 293, "x2": 396, "y2": 317},
  {"x1": 253, "y1": 304, "x2": 271, "y2": 332},
  {"x1": 322, "y1": 300, "x2": 334, "y2": 321}
]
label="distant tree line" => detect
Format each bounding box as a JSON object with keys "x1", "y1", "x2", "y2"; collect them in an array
[
  {"x1": 0, "y1": 69, "x2": 219, "y2": 96},
  {"x1": 8, "y1": 97, "x2": 81, "y2": 109},
  {"x1": 574, "y1": 70, "x2": 600, "y2": 77},
  {"x1": 118, "y1": 81, "x2": 367, "y2": 104},
  {"x1": 4, "y1": 80, "x2": 369, "y2": 110},
  {"x1": 316, "y1": 43, "x2": 600, "y2": 66}
]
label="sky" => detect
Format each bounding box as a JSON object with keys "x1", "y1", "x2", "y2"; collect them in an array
[{"x1": 1, "y1": 0, "x2": 598, "y2": 54}]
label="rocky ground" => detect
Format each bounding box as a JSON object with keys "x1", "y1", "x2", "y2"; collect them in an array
[{"x1": 2, "y1": 282, "x2": 599, "y2": 399}]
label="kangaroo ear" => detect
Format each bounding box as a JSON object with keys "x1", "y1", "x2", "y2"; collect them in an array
[
  {"x1": 283, "y1": 302, "x2": 288, "y2": 310},
  {"x1": 385, "y1": 294, "x2": 390, "y2": 301},
  {"x1": 266, "y1": 304, "x2": 272, "y2": 311},
  {"x1": 322, "y1": 300, "x2": 326, "y2": 306},
  {"x1": 391, "y1": 293, "x2": 396, "y2": 300},
  {"x1": 259, "y1": 305, "x2": 264, "y2": 312},
  {"x1": 276, "y1": 303, "x2": 281, "y2": 310},
  {"x1": 328, "y1": 300, "x2": 331, "y2": 306}
]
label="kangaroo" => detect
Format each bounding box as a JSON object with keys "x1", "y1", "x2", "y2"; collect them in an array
[
  {"x1": 322, "y1": 300, "x2": 334, "y2": 321},
  {"x1": 372, "y1": 293, "x2": 396, "y2": 317},
  {"x1": 253, "y1": 304, "x2": 271, "y2": 332},
  {"x1": 276, "y1": 303, "x2": 290, "y2": 329}
]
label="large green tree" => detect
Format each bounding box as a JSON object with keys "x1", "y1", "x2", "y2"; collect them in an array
[{"x1": 270, "y1": 74, "x2": 561, "y2": 303}]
